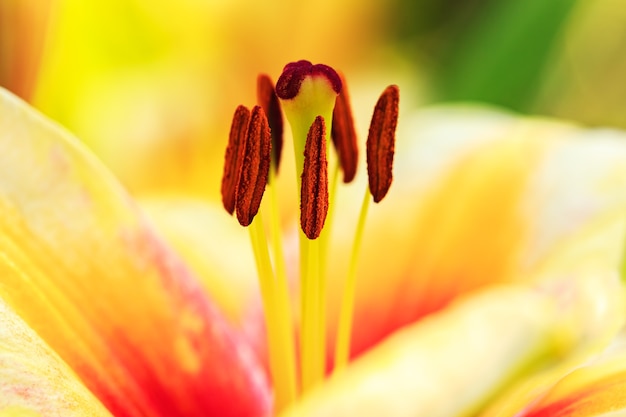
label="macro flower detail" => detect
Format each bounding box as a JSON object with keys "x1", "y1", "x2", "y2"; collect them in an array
[
  {"x1": 219, "y1": 60, "x2": 401, "y2": 409},
  {"x1": 2, "y1": 57, "x2": 626, "y2": 417}
]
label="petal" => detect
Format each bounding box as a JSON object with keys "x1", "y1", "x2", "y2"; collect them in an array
[
  {"x1": 0, "y1": 88, "x2": 271, "y2": 417},
  {"x1": 0, "y1": 0, "x2": 52, "y2": 101},
  {"x1": 480, "y1": 217, "x2": 626, "y2": 416},
  {"x1": 284, "y1": 210, "x2": 626, "y2": 416},
  {"x1": 325, "y1": 105, "x2": 626, "y2": 361},
  {"x1": 513, "y1": 340, "x2": 626, "y2": 417},
  {"x1": 139, "y1": 198, "x2": 269, "y2": 365},
  {"x1": 0, "y1": 298, "x2": 112, "y2": 416},
  {"x1": 284, "y1": 262, "x2": 623, "y2": 417}
]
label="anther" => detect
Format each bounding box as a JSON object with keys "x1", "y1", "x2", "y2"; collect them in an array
[
  {"x1": 300, "y1": 116, "x2": 329, "y2": 240},
  {"x1": 257, "y1": 74, "x2": 284, "y2": 173},
  {"x1": 366, "y1": 85, "x2": 400, "y2": 203},
  {"x1": 221, "y1": 105, "x2": 251, "y2": 215},
  {"x1": 331, "y1": 74, "x2": 358, "y2": 183},
  {"x1": 236, "y1": 105, "x2": 272, "y2": 226}
]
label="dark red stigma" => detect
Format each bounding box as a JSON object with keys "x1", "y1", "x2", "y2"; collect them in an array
[{"x1": 275, "y1": 60, "x2": 342, "y2": 100}]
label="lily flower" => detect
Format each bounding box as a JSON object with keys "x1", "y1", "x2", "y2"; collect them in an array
[{"x1": 1, "y1": 58, "x2": 626, "y2": 417}]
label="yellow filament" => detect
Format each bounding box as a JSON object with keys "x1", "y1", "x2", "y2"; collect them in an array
[
  {"x1": 301, "y1": 237, "x2": 324, "y2": 392},
  {"x1": 319, "y1": 162, "x2": 340, "y2": 281},
  {"x1": 283, "y1": 106, "x2": 336, "y2": 396},
  {"x1": 334, "y1": 187, "x2": 371, "y2": 371},
  {"x1": 248, "y1": 213, "x2": 296, "y2": 409},
  {"x1": 311, "y1": 161, "x2": 340, "y2": 388},
  {"x1": 267, "y1": 169, "x2": 299, "y2": 399}
]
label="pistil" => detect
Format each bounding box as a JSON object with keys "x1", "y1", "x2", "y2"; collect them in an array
[{"x1": 276, "y1": 60, "x2": 343, "y2": 392}]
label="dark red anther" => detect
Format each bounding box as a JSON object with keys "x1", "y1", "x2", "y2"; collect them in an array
[
  {"x1": 236, "y1": 106, "x2": 272, "y2": 226},
  {"x1": 300, "y1": 116, "x2": 329, "y2": 240},
  {"x1": 366, "y1": 85, "x2": 399, "y2": 203},
  {"x1": 221, "y1": 105, "x2": 251, "y2": 215},
  {"x1": 275, "y1": 60, "x2": 342, "y2": 100},
  {"x1": 331, "y1": 74, "x2": 358, "y2": 183},
  {"x1": 257, "y1": 74, "x2": 284, "y2": 173}
]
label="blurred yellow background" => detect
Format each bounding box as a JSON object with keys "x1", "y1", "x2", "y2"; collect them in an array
[{"x1": 2, "y1": 0, "x2": 626, "y2": 197}]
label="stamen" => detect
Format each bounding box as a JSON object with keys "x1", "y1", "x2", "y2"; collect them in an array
[
  {"x1": 366, "y1": 85, "x2": 400, "y2": 203},
  {"x1": 334, "y1": 187, "x2": 371, "y2": 372},
  {"x1": 221, "y1": 105, "x2": 250, "y2": 215},
  {"x1": 257, "y1": 74, "x2": 284, "y2": 173},
  {"x1": 220, "y1": 61, "x2": 401, "y2": 405},
  {"x1": 331, "y1": 74, "x2": 358, "y2": 183},
  {"x1": 300, "y1": 117, "x2": 329, "y2": 390},
  {"x1": 334, "y1": 85, "x2": 400, "y2": 372},
  {"x1": 300, "y1": 116, "x2": 329, "y2": 240},
  {"x1": 236, "y1": 105, "x2": 272, "y2": 226}
]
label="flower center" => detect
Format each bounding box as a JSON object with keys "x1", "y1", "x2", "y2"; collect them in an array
[{"x1": 220, "y1": 60, "x2": 399, "y2": 411}]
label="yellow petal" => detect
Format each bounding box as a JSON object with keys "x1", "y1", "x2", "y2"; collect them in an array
[
  {"x1": 139, "y1": 197, "x2": 269, "y2": 363},
  {"x1": 325, "y1": 105, "x2": 626, "y2": 361},
  {"x1": 284, "y1": 208, "x2": 626, "y2": 416},
  {"x1": 513, "y1": 341, "x2": 626, "y2": 416},
  {"x1": 139, "y1": 198, "x2": 261, "y2": 323},
  {"x1": 297, "y1": 105, "x2": 626, "y2": 417},
  {"x1": 0, "y1": 298, "x2": 112, "y2": 416},
  {"x1": 283, "y1": 280, "x2": 600, "y2": 417},
  {"x1": 480, "y1": 208, "x2": 626, "y2": 417},
  {"x1": 0, "y1": 0, "x2": 52, "y2": 101},
  {"x1": 0, "y1": 87, "x2": 271, "y2": 416}
]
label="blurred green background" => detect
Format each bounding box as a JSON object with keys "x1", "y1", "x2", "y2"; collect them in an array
[{"x1": 1, "y1": 0, "x2": 625, "y2": 196}]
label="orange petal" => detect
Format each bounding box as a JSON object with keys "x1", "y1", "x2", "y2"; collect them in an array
[
  {"x1": 0, "y1": 0, "x2": 53, "y2": 101},
  {"x1": 139, "y1": 198, "x2": 269, "y2": 365},
  {"x1": 283, "y1": 270, "x2": 621, "y2": 417},
  {"x1": 516, "y1": 345, "x2": 626, "y2": 417},
  {"x1": 0, "y1": 298, "x2": 112, "y2": 416},
  {"x1": 0, "y1": 87, "x2": 271, "y2": 416},
  {"x1": 325, "y1": 106, "x2": 626, "y2": 362},
  {"x1": 478, "y1": 219, "x2": 626, "y2": 417},
  {"x1": 283, "y1": 212, "x2": 626, "y2": 415},
  {"x1": 139, "y1": 198, "x2": 262, "y2": 323}
]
